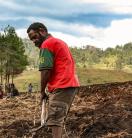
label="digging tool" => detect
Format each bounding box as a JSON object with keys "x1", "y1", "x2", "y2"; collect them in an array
[
  {"x1": 41, "y1": 98, "x2": 47, "y2": 126},
  {"x1": 30, "y1": 98, "x2": 69, "y2": 138},
  {"x1": 30, "y1": 98, "x2": 48, "y2": 133}
]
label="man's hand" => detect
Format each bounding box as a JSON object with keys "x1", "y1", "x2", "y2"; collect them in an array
[{"x1": 40, "y1": 92, "x2": 48, "y2": 105}]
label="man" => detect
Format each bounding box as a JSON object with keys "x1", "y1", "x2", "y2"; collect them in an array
[{"x1": 27, "y1": 22, "x2": 80, "y2": 138}]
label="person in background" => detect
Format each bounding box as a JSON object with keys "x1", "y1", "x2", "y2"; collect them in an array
[
  {"x1": 10, "y1": 83, "x2": 19, "y2": 97},
  {"x1": 28, "y1": 83, "x2": 33, "y2": 93},
  {"x1": 27, "y1": 22, "x2": 80, "y2": 138},
  {"x1": 5, "y1": 83, "x2": 10, "y2": 97}
]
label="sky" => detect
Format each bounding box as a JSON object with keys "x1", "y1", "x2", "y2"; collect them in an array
[{"x1": 0, "y1": 0, "x2": 132, "y2": 49}]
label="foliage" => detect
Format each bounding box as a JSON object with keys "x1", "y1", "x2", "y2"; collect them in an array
[
  {"x1": 70, "y1": 44, "x2": 132, "y2": 70},
  {"x1": 0, "y1": 26, "x2": 28, "y2": 84},
  {"x1": 70, "y1": 46, "x2": 103, "y2": 67}
]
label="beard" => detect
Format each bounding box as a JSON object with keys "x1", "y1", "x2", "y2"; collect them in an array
[
  {"x1": 34, "y1": 34, "x2": 46, "y2": 48},
  {"x1": 34, "y1": 32, "x2": 50, "y2": 48}
]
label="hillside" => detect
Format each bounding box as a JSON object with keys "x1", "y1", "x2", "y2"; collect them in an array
[
  {"x1": 0, "y1": 81, "x2": 132, "y2": 138},
  {"x1": 77, "y1": 68, "x2": 132, "y2": 86},
  {"x1": 13, "y1": 68, "x2": 132, "y2": 92}
]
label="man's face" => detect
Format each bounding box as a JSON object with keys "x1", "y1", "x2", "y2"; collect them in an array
[{"x1": 28, "y1": 29, "x2": 45, "y2": 48}]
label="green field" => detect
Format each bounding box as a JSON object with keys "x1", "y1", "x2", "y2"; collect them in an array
[
  {"x1": 77, "y1": 68, "x2": 132, "y2": 85},
  {"x1": 13, "y1": 70, "x2": 40, "y2": 92},
  {"x1": 13, "y1": 68, "x2": 132, "y2": 92}
]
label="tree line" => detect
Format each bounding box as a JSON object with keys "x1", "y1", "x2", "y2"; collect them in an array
[
  {"x1": 23, "y1": 39, "x2": 132, "y2": 71},
  {"x1": 70, "y1": 44, "x2": 132, "y2": 70}
]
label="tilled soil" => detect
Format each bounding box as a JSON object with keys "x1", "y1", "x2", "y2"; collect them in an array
[{"x1": 0, "y1": 81, "x2": 132, "y2": 138}]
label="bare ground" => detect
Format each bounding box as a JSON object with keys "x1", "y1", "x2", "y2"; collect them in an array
[{"x1": 0, "y1": 81, "x2": 132, "y2": 138}]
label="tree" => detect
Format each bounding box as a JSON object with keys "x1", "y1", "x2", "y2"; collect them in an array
[
  {"x1": 115, "y1": 55, "x2": 124, "y2": 70},
  {"x1": 0, "y1": 25, "x2": 28, "y2": 84}
]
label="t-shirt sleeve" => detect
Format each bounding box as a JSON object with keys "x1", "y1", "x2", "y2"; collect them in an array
[{"x1": 39, "y1": 48, "x2": 54, "y2": 71}]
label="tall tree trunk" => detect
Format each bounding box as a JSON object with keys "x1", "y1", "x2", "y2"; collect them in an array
[
  {"x1": 0, "y1": 74, "x2": 2, "y2": 84},
  {"x1": 0, "y1": 59, "x2": 3, "y2": 84},
  {"x1": 11, "y1": 69, "x2": 14, "y2": 84},
  {"x1": 8, "y1": 74, "x2": 10, "y2": 84}
]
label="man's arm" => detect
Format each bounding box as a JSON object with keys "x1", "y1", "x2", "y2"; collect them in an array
[{"x1": 40, "y1": 69, "x2": 51, "y2": 101}]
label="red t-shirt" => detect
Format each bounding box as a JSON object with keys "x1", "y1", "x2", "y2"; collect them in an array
[{"x1": 39, "y1": 36, "x2": 80, "y2": 92}]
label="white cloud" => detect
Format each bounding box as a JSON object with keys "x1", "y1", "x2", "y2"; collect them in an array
[
  {"x1": 16, "y1": 18, "x2": 132, "y2": 50},
  {"x1": 79, "y1": 0, "x2": 132, "y2": 14},
  {"x1": 16, "y1": 28, "x2": 28, "y2": 38},
  {"x1": 51, "y1": 18, "x2": 132, "y2": 49},
  {"x1": 103, "y1": 19, "x2": 132, "y2": 47}
]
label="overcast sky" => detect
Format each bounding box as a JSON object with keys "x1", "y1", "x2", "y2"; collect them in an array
[{"x1": 0, "y1": 0, "x2": 132, "y2": 49}]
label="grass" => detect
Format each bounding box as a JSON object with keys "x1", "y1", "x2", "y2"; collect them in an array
[
  {"x1": 14, "y1": 70, "x2": 40, "y2": 92},
  {"x1": 77, "y1": 67, "x2": 132, "y2": 86},
  {"x1": 13, "y1": 68, "x2": 132, "y2": 92}
]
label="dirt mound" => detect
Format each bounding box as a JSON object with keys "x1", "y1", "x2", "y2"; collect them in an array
[{"x1": 0, "y1": 81, "x2": 132, "y2": 138}]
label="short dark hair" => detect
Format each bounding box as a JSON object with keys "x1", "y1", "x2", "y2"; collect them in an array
[{"x1": 27, "y1": 22, "x2": 48, "y2": 33}]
